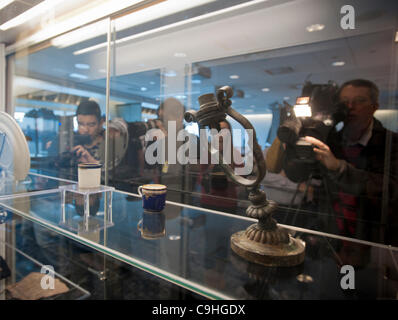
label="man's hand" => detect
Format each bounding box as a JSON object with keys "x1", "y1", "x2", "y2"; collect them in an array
[
  {"x1": 72, "y1": 145, "x2": 98, "y2": 164},
  {"x1": 304, "y1": 136, "x2": 343, "y2": 172}
]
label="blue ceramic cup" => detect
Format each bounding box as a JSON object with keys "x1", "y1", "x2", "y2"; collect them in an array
[
  {"x1": 138, "y1": 184, "x2": 167, "y2": 212},
  {"x1": 137, "y1": 211, "x2": 166, "y2": 240}
]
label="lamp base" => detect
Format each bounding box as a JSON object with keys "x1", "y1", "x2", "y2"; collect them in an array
[{"x1": 231, "y1": 230, "x2": 305, "y2": 267}]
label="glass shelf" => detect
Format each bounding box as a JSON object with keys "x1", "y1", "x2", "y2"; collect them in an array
[
  {"x1": 0, "y1": 172, "x2": 73, "y2": 201},
  {"x1": 0, "y1": 239, "x2": 91, "y2": 300},
  {"x1": 0, "y1": 173, "x2": 397, "y2": 299}
]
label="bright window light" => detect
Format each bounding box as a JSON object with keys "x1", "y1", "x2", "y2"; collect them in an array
[
  {"x1": 0, "y1": 0, "x2": 64, "y2": 31},
  {"x1": 184, "y1": 122, "x2": 199, "y2": 137},
  {"x1": 0, "y1": 0, "x2": 14, "y2": 11},
  {"x1": 14, "y1": 112, "x2": 25, "y2": 122},
  {"x1": 52, "y1": 20, "x2": 108, "y2": 48},
  {"x1": 74, "y1": 0, "x2": 268, "y2": 55},
  {"x1": 73, "y1": 116, "x2": 78, "y2": 131},
  {"x1": 52, "y1": 0, "x2": 215, "y2": 49}
]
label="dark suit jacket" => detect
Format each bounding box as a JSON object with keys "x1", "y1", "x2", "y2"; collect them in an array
[{"x1": 326, "y1": 118, "x2": 398, "y2": 245}]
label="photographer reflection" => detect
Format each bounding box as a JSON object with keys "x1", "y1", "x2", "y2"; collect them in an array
[
  {"x1": 47, "y1": 100, "x2": 129, "y2": 182},
  {"x1": 138, "y1": 98, "x2": 185, "y2": 186},
  {"x1": 275, "y1": 79, "x2": 398, "y2": 247},
  {"x1": 73, "y1": 101, "x2": 104, "y2": 164},
  {"x1": 47, "y1": 100, "x2": 104, "y2": 170}
]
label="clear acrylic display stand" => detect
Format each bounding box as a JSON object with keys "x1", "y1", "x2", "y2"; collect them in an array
[{"x1": 58, "y1": 184, "x2": 115, "y2": 233}]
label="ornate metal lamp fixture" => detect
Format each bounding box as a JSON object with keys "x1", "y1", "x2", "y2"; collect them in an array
[{"x1": 185, "y1": 86, "x2": 305, "y2": 267}]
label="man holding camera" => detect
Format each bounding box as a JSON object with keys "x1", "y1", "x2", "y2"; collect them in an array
[
  {"x1": 303, "y1": 79, "x2": 398, "y2": 245},
  {"x1": 72, "y1": 100, "x2": 104, "y2": 164}
]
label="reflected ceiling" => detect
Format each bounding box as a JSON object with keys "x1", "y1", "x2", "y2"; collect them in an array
[{"x1": 8, "y1": 0, "x2": 398, "y2": 116}]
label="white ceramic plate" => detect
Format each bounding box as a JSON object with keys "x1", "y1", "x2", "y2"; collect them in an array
[{"x1": 0, "y1": 111, "x2": 30, "y2": 181}]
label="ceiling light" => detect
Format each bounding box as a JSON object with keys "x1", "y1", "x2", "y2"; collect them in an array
[
  {"x1": 52, "y1": 20, "x2": 108, "y2": 48},
  {"x1": 51, "y1": 0, "x2": 214, "y2": 49},
  {"x1": 75, "y1": 63, "x2": 90, "y2": 70},
  {"x1": 306, "y1": 24, "x2": 325, "y2": 32},
  {"x1": 149, "y1": 81, "x2": 155, "y2": 85},
  {"x1": 174, "y1": 52, "x2": 187, "y2": 58},
  {"x1": 395, "y1": 31, "x2": 398, "y2": 42},
  {"x1": 73, "y1": 0, "x2": 271, "y2": 56},
  {"x1": 164, "y1": 70, "x2": 177, "y2": 77},
  {"x1": 283, "y1": 97, "x2": 290, "y2": 100},
  {"x1": 0, "y1": 0, "x2": 14, "y2": 11},
  {"x1": 229, "y1": 75, "x2": 239, "y2": 79},
  {"x1": 140, "y1": 87, "x2": 147, "y2": 91},
  {"x1": 332, "y1": 61, "x2": 345, "y2": 67},
  {"x1": 49, "y1": 0, "x2": 147, "y2": 46},
  {"x1": 191, "y1": 79, "x2": 201, "y2": 84},
  {"x1": 69, "y1": 73, "x2": 88, "y2": 80},
  {"x1": 261, "y1": 88, "x2": 270, "y2": 92},
  {"x1": 0, "y1": 0, "x2": 64, "y2": 31}
]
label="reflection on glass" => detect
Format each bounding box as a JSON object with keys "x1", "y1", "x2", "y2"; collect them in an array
[{"x1": 7, "y1": 0, "x2": 398, "y2": 246}]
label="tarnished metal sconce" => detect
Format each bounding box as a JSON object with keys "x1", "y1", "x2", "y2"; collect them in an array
[{"x1": 185, "y1": 86, "x2": 305, "y2": 267}]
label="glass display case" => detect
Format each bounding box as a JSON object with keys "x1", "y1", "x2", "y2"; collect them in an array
[
  {"x1": 0, "y1": 173, "x2": 397, "y2": 299},
  {"x1": 2, "y1": 0, "x2": 398, "y2": 300}
]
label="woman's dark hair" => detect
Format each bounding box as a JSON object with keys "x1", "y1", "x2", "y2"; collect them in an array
[{"x1": 76, "y1": 100, "x2": 102, "y2": 121}]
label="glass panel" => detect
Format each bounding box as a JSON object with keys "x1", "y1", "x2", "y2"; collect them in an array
[
  {"x1": 0, "y1": 214, "x2": 91, "y2": 300},
  {"x1": 0, "y1": 172, "x2": 72, "y2": 201},
  {"x1": 106, "y1": 0, "x2": 398, "y2": 246},
  {"x1": 0, "y1": 203, "x2": 202, "y2": 299},
  {"x1": 5, "y1": 0, "x2": 398, "y2": 248},
  {"x1": 10, "y1": 19, "x2": 109, "y2": 182},
  {"x1": 1, "y1": 174, "x2": 397, "y2": 299}
]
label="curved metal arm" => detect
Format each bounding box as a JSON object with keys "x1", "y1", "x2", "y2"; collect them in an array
[{"x1": 185, "y1": 86, "x2": 266, "y2": 189}]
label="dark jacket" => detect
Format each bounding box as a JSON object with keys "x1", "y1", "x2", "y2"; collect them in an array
[{"x1": 325, "y1": 118, "x2": 398, "y2": 245}]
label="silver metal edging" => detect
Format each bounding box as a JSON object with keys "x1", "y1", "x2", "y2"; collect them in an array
[
  {"x1": 104, "y1": 17, "x2": 111, "y2": 187},
  {"x1": 0, "y1": 202, "x2": 234, "y2": 300},
  {"x1": 29, "y1": 171, "x2": 77, "y2": 184},
  {"x1": 0, "y1": 188, "x2": 62, "y2": 201}
]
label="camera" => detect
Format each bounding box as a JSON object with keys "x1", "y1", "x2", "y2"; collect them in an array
[
  {"x1": 277, "y1": 81, "x2": 348, "y2": 182},
  {"x1": 57, "y1": 133, "x2": 93, "y2": 168}
]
